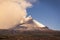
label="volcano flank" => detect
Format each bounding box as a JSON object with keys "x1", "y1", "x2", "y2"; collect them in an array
[{"x1": 0, "y1": 16, "x2": 60, "y2": 40}]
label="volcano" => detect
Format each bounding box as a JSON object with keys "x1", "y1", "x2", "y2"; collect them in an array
[
  {"x1": 0, "y1": 16, "x2": 60, "y2": 40},
  {"x1": 10, "y1": 15, "x2": 49, "y2": 31}
]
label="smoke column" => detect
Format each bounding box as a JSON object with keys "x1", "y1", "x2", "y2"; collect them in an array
[{"x1": 0, "y1": 0, "x2": 36, "y2": 29}]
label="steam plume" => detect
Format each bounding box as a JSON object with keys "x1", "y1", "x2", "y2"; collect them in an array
[{"x1": 0, "y1": 0, "x2": 35, "y2": 29}]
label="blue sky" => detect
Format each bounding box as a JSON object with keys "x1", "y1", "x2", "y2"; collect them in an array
[{"x1": 27, "y1": 0, "x2": 60, "y2": 30}]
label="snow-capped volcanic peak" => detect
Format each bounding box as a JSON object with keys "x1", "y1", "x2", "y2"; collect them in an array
[
  {"x1": 24, "y1": 15, "x2": 45, "y2": 27},
  {"x1": 9, "y1": 15, "x2": 47, "y2": 30}
]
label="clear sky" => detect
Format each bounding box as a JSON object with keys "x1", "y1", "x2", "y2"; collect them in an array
[{"x1": 27, "y1": 0, "x2": 60, "y2": 30}]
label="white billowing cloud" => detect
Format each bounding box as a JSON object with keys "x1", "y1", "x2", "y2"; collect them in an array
[{"x1": 0, "y1": 0, "x2": 33, "y2": 29}]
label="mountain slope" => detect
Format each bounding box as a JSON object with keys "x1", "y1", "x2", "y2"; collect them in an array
[
  {"x1": 10, "y1": 16, "x2": 49, "y2": 31},
  {"x1": 0, "y1": 16, "x2": 60, "y2": 40}
]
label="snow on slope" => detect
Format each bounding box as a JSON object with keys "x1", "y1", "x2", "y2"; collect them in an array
[
  {"x1": 33, "y1": 20, "x2": 45, "y2": 27},
  {"x1": 25, "y1": 15, "x2": 45, "y2": 27}
]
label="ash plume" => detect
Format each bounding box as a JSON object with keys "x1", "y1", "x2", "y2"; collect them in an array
[{"x1": 0, "y1": 0, "x2": 36, "y2": 29}]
